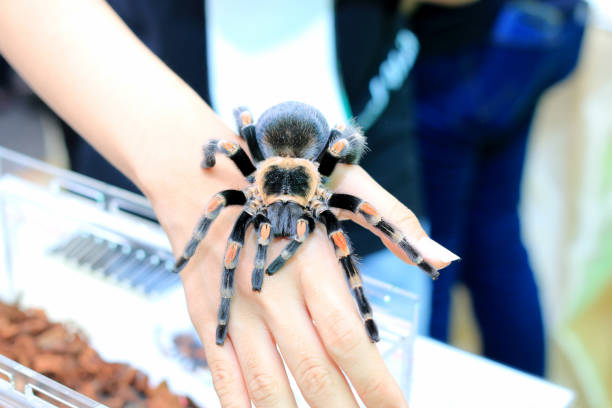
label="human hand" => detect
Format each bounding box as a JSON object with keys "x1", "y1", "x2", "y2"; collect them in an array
[
  {"x1": 145, "y1": 126, "x2": 456, "y2": 408},
  {"x1": 0, "y1": 3, "x2": 455, "y2": 402},
  {"x1": 0, "y1": 2, "x2": 449, "y2": 403}
]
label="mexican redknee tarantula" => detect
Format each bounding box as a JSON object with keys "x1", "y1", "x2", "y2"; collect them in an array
[{"x1": 174, "y1": 101, "x2": 439, "y2": 346}]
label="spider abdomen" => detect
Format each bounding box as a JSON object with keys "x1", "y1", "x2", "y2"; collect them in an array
[{"x1": 256, "y1": 101, "x2": 329, "y2": 160}]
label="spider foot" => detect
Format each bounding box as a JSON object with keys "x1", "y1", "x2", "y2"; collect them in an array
[
  {"x1": 398, "y1": 240, "x2": 439, "y2": 279},
  {"x1": 365, "y1": 318, "x2": 380, "y2": 342},
  {"x1": 252, "y1": 266, "x2": 264, "y2": 291},
  {"x1": 215, "y1": 324, "x2": 228, "y2": 346},
  {"x1": 265, "y1": 260, "x2": 282, "y2": 275},
  {"x1": 173, "y1": 256, "x2": 188, "y2": 273},
  {"x1": 265, "y1": 218, "x2": 310, "y2": 275},
  {"x1": 202, "y1": 140, "x2": 218, "y2": 168},
  {"x1": 265, "y1": 240, "x2": 302, "y2": 275},
  {"x1": 216, "y1": 297, "x2": 231, "y2": 345}
]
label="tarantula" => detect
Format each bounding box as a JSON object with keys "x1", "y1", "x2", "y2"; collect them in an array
[{"x1": 173, "y1": 101, "x2": 438, "y2": 346}]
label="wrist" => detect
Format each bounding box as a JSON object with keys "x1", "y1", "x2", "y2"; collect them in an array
[
  {"x1": 136, "y1": 125, "x2": 248, "y2": 254},
  {"x1": 134, "y1": 113, "x2": 242, "y2": 204}
]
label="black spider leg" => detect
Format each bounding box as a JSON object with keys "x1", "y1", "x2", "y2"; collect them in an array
[
  {"x1": 173, "y1": 190, "x2": 247, "y2": 273},
  {"x1": 265, "y1": 214, "x2": 314, "y2": 275},
  {"x1": 251, "y1": 213, "x2": 271, "y2": 291},
  {"x1": 217, "y1": 210, "x2": 253, "y2": 345},
  {"x1": 317, "y1": 124, "x2": 367, "y2": 177},
  {"x1": 202, "y1": 139, "x2": 256, "y2": 177},
  {"x1": 328, "y1": 193, "x2": 440, "y2": 280},
  {"x1": 234, "y1": 107, "x2": 265, "y2": 162},
  {"x1": 317, "y1": 128, "x2": 344, "y2": 177},
  {"x1": 318, "y1": 209, "x2": 379, "y2": 342}
]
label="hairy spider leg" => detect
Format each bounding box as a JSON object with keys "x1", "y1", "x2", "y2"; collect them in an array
[
  {"x1": 328, "y1": 193, "x2": 440, "y2": 280},
  {"x1": 317, "y1": 124, "x2": 366, "y2": 177},
  {"x1": 233, "y1": 107, "x2": 265, "y2": 162},
  {"x1": 202, "y1": 139, "x2": 257, "y2": 177},
  {"x1": 318, "y1": 209, "x2": 380, "y2": 342},
  {"x1": 217, "y1": 210, "x2": 253, "y2": 345},
  {"x1": 265, "y1": 214, "x2": 314, "y2": 275},
  {"x1": 173, "y1": 190, "x2": 247, "y2": 273},
  {"x1": 317, "y1": 128, "x2": 344, "y2": 177},
  {"x1": 251, "y1": 213, "x2": 271, "y2": 291}
]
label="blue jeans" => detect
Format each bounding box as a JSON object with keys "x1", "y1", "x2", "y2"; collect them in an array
[{"x1": 413, "y1": 1, "x2": 585, "y2": 376}]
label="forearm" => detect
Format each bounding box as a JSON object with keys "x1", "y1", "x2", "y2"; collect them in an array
[{"x1": 0, "y1": 0, "x2": 237, "y2": 198}]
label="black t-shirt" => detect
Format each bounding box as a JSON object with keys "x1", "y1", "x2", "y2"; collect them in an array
[{"x1": 411, "y1": 0, "x2": 505, "y2": 56}]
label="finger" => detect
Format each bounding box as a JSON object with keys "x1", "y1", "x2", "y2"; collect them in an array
[
  {"x1": 181, "y1": 264, "x2": 251, "y2": 408},
  {"x1": 229, "y1": 313, "x2": 298, "y2": 407},
  {"x1": 270, "y1": 308, "x2": 359, "y2": 408},
  {"x1": 258, "y1": 256, "x2": 359, "y2": 408},
  {"x1": 198, "y1": 322, "x2": 252, "y2": 408},
  {"x1": 329, "y1": 165, "x2": 458, "y2": 270},
  {"x1": 301, "y1": 230, "x2": 409, "y2": 408}
]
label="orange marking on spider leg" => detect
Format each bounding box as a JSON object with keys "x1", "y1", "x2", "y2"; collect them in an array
[
  {"x1": 240, "y1": 111, "x2": 253, "y2": 125},
  {"x1": 359, "y1": 202, "x2": 378, "y2": 217},
  {"x1": 331, "y1": 231, "x2": 350, "y2": 256},
  {"x1": 296, "y1": 219, "x2": 308, "y2": 239},
  {"x1": 259, "y1": 223, "x2": 271, "y2": 244},
  {"x1": 206, "y1": 195, "x2": 225, "y2": 214},
  {"x1": 330, "y1": 139, "x2": 348, "y2": 156},
  {"x1": 224, "y1": 241, "x2": 241, "y2": 268},
  {"x1": 221, "y1": 141, "x2": 237, "y2": 154}
]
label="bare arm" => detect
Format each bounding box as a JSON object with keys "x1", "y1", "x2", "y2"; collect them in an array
[{"x1": 0, "y1": 0, "x2": 234, "y2": 196}]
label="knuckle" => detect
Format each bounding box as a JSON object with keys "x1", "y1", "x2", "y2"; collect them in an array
[
  {"x1": 324, "y1": 310, "x2": 362, "y2": 357},
  {"x1": 363, "y1": 378, "x2": 401, "y2": 407},
  {"x1": 295, "y1": 356, "x2": 333, "y2": 398},
  {"x1": 209, "y1": 360, "x2": 242, "y2": 405},
  {"x1": 254, "y1": 293, "x2": 282, "y2": 320},
  {"x1": 247, "y1": 371, "x2": 280, "y2": 405},
  {"x1": 389, "y1": 200, "x2": 417, "y2": 228}
]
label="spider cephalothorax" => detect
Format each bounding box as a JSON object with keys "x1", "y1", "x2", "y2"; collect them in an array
[{"x1": 174, "y1": 101, "x2": 438, "y2": 345}]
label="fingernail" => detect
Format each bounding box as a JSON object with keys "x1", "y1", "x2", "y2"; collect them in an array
[{"x1": 417, "y1": 236, "x2": 460, "y2": 263}]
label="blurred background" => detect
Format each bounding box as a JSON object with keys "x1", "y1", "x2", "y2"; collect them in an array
[
  {"x1": 444, "y1": 2, "x2": 612, "y2": 406},
  {"x1": 0, "y1": 1, "x2": 610, "y2": 407}
]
